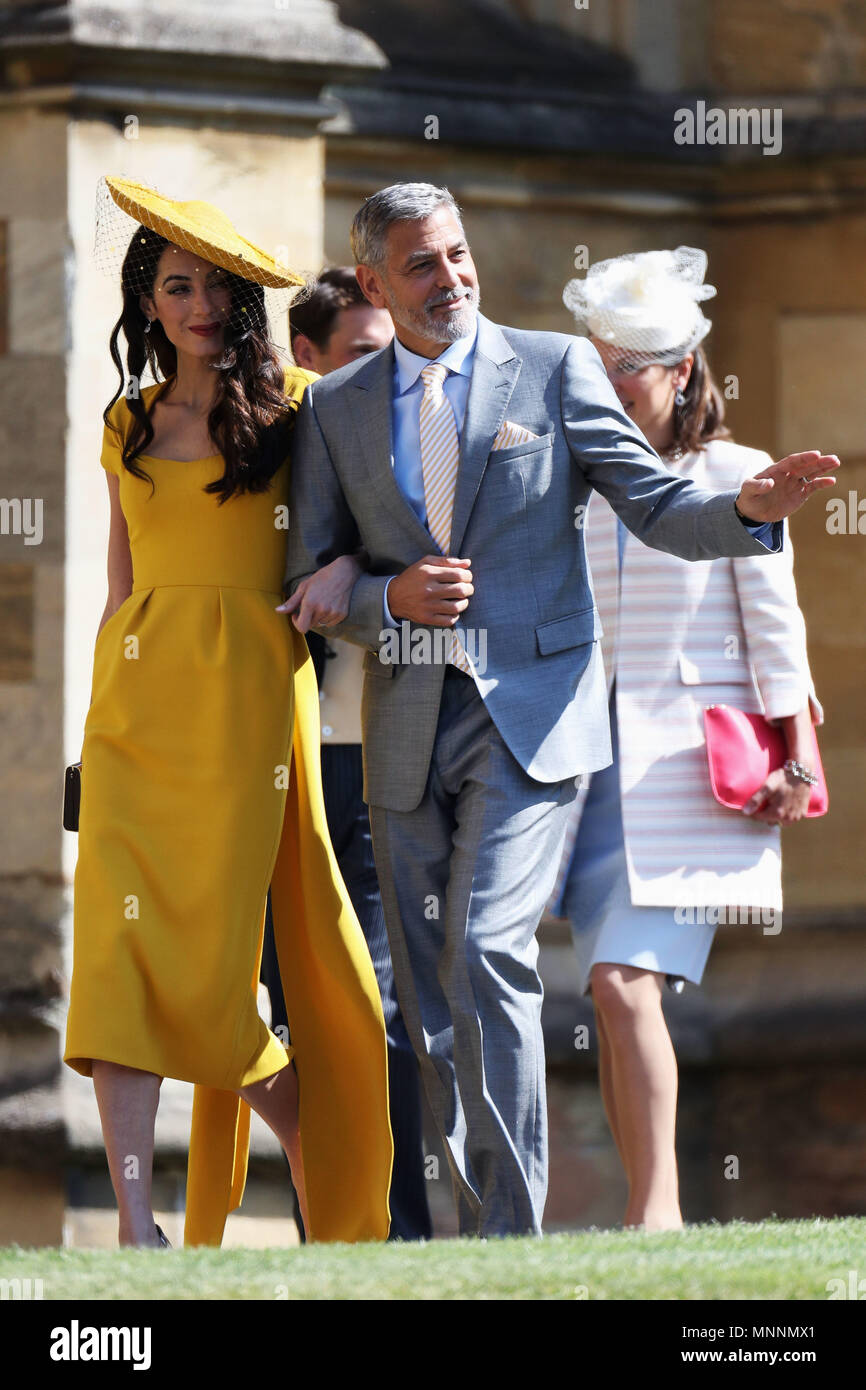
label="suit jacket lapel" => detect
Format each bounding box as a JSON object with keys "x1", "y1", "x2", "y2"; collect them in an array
[
  {"x1": 348, "y1": 343, "x2": 436, "y2": 555},
  {"x1": 450, "y1": 315, "x2": 521, "y2": 555}
]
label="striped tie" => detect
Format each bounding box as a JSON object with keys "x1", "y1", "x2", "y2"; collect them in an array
[{"x1": 419, "y1": 362, "x2": 472, "y2": 674}]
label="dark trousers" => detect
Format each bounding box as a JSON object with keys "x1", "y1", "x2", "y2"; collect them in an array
[{"x1": 261, "y1": 742, "x2": 432, "y2": 1241}]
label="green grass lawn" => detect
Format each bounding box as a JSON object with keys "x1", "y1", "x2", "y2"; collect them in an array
[{"x1": 1, "y1": 1217, "x2": 863, "y2": 1300}]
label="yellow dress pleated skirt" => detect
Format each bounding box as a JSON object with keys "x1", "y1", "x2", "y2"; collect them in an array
[{"x1": 64, "y1": 372, "x2": 393, "y2": 1245}]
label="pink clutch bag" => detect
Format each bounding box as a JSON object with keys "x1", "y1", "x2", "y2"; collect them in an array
[{"x1": 703, "y1": 704, "x2": 828, "y2": 817}]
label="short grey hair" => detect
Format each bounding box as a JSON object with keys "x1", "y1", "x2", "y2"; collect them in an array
[{"x1": 351, "y1": 183, "x2": 465, "y2": 271}]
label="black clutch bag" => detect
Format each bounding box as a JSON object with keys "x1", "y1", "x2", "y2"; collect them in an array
[{"x1": 63, "y1": 762, "x2": 81, "y2": 832}]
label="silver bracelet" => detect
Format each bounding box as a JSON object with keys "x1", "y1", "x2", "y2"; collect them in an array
[{"x1": 783, "y1": 758, "x2": 819, "y2": 787}]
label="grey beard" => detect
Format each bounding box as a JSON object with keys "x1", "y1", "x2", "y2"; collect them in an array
[{"x1": 387, "y1": 287, "x2": 480, "y2": 344}]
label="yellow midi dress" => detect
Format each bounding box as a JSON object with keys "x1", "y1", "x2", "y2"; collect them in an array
[{"x1": 64, "y1": 368, "x2": 393, "y2": 1245}]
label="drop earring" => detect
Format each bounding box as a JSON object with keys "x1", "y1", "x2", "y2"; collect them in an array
[
  {"x1": 674, "y1": 386, "x2": 685, "y2": 407},
  {"x1": 144, "y1": 318, "x2": 153, "y2": 335}
]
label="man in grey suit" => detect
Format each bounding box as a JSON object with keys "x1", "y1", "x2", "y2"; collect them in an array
[{"x1": 282, "y1": 183, "x2": 838, "y2": 1237}]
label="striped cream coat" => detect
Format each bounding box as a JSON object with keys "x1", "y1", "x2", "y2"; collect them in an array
[{"x1": 558, "y1": 438, "x2": 823, "y2": 911}]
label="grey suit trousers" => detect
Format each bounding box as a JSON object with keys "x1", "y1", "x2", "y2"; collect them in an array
[{"x1": 369, "y1": 666, "x2": 578, "y2": 1237}]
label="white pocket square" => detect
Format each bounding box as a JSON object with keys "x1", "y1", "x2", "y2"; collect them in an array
[{"x1": 492, "y1": 420, "x2": 540, "y2": 450}]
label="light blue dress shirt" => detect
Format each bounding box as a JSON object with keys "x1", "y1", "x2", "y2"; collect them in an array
[
  {"x1": 390, "y1": 320, "x2": 478, "y2": 525},
  {"x1": 738, "y1": 515, "x2": 778, "y2": 547}
]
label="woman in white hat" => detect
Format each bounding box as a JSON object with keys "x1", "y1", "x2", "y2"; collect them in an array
[
  {"x1": 64, "y1": 178, "x2": 392, "y2": 1248},
  {"x1": 555, "y1": 248, "x2": 824, "y2": 1229}
]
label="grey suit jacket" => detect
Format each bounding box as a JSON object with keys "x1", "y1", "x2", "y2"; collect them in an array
[{"x1": 284, "y1": 313, "x2": 781, "y2": 812}]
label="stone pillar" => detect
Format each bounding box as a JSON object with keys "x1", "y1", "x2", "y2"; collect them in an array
[{"x1": 0, "y1": 0, "x2": 384, "y2": 1246}]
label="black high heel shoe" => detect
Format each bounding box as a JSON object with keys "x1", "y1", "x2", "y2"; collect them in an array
[{"x1": 155, "y1": 1224, "x2": 172, "y2": 1249}]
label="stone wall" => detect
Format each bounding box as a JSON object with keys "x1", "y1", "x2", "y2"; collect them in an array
[
  {"x1": 497, "y1": 0, "x2": 866, "y2": 92},
  {"x1": 0, "y1": 105, "x2": 68, "y2": 1243}
]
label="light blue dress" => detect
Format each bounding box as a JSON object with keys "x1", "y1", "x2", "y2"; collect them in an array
[{"x1": 561, "y1": 517, "x2": 716, "y2": 996}]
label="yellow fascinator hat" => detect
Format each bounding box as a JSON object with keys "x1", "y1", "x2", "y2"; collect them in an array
[{"x1": 101, "y1": 175, "x2": 306, "y2": 290}]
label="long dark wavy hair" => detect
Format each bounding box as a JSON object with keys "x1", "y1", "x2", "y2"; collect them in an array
[
  {"x1": 104, "y1": 224, "x2": 295, "y2": 503},
  {"x1": 666, "y1": 343, "x2": 731, "y2": 459}
]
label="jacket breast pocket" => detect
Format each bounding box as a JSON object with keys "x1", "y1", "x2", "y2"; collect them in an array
[
  {"x1": 488, "y1": 432, "x2": 554, "y2": 465},
  {"x1": 363, "y1": 647, "x2": 395, "y2": 679},
  {"x1": 536, "y1": 604, "x2": 603, "y2": 656}
]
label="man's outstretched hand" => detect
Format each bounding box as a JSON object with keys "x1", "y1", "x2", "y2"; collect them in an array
[{"x1": 735, "y1": 451, "x2": 840, "y2": 523}]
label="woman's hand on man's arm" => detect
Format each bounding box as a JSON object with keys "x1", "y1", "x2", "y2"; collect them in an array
[{"x1": 276, "y1": 551, "x2": 366, "y2": 633}]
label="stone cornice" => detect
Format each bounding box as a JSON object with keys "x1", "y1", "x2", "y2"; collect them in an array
[
  {"x1": 0, "y1": 0, "x2": 386, "y2": 69},
  {"x1": 0, "y1": 0, "x2": 387, "y2": 123}
]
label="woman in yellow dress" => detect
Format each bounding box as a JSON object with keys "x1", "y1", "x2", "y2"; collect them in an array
[{"x1": 64, "y1": 177, "x2": 393, "y2": 1248}]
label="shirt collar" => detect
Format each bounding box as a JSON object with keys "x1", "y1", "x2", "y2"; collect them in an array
[{"x1": 393, "y1": 314, "x2": 479, "y2": 396}]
